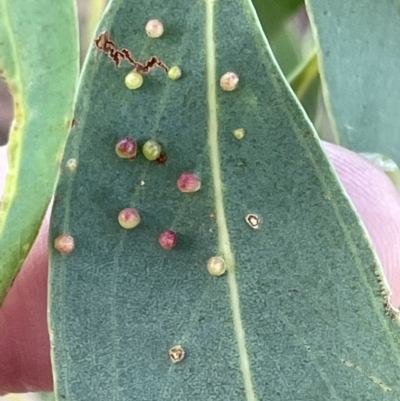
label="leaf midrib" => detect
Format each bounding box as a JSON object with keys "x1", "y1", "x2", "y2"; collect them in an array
[{"x1": 205, "y1": 0, "x2": 257, "y2": 400}]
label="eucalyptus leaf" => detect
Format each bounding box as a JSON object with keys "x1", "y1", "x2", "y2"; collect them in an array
[
  {"x1": 305, "y1": 0, "x2": 400, "y2": 164},
  {"x1": 49, "y1": 0, "x2": 400, "y2": 400},
  {"x1": 0, "y1": 0, "x2": 79, "y2": 303}
]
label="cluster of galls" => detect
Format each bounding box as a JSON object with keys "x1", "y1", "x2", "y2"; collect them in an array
[
  {"x1": 124, "y1": 19, "x2": 181, "y2": 90},
  {"x1": 115, "y1": 137, "x2": 162, "y2": 161},
  {"x1": 55, "y1": 19, "x2": 243, "y2": 281},
  {"x1": 114, "y1": 137, "x2": 201, "y2": 250},
  {"x1": 52, "y1": 17, "x2": 249, "y2": 368},
  {"x1": 55, "y1": 132, "x2": 226, "y2": 277}
]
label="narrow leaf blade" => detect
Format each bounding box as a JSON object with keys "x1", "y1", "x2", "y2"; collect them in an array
[
  {"x1": 306, "y1": 0, "x2": 400, "y2": 164},
  {"x1": 0, "y1": 0, "x2": 79, "y2": 303}
]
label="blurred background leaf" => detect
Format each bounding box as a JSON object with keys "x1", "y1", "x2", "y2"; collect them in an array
[{"x1": 306, "y1": 0, "x2": 400, "y2": 165}]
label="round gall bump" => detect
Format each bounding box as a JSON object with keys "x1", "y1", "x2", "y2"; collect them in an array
[
  {"x1": 220, "y1": 72, "x2": 239, "y2": 91},
  {"x1": 145, "y1": 19, "x2": 164, "y2": 38},
  {"x1": 158, "y1": 229, "x2": 177, "y2": 249},
  {"x1": 118, "y1": 208, "x2": 140, "y2": 229},
  {"x1": 66, "y1": 158, "x2": 78, "y2": 171},
  {"x1": 142, "y1": 140, "x2": 162, "y2": 161},
  {"x1": 115, "y1": 137, "x2": 137, "y2": 159},
  {"x1": 245, "y1": 214, "x2": 261, "y2": 229},
  {"x1": 207, "y1": 256, "x2": 226, "y2": 276},
  {"x1": 125, "y1": 71, "x2": 143, "y2": 90},
  {"x1": 169, "y1": 345, "x2": 185, "y2": 363},
  {"x1": 233, "y1": 128, "x2": 245, "y2": 140},
  {"x1": 54, "y1": 234, "x2": 75, "y2": 254},
  {"x1": 177, "y1": 172, "x2": 201, "y2": 193},
  {"x1": 168, "y1": 66, "x2": 182, "y2": 80}
]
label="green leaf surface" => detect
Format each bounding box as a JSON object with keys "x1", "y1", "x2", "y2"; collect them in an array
[
  {"x1": 305, "y1": 0, "x2": 400, "y2": 164},
  {"x1": 49, "y1": 0, "x2": 400, "y2": 400},
  {"x1": 0, "y1": 0, "x2": 79, "y2": 303}
]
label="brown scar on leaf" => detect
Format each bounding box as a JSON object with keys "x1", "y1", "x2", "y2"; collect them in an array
[
  {"x1": 71, "y1": 118, "x2": 77, "y2": 128},
  {"x1": 94, "y1": 31, "x2": 168, "y2": 73},
  {"x1": 372, "y1": 263, "x2": 399, "y2": 320},
  {"x1": 384, "y1": 296, "x2": 400, "y2": 320},
  {"x1": 156, "y1": 152, "x2": 167, "y2": 164}
]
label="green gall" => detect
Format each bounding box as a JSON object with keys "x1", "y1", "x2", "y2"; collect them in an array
[
  {"x1": 207, "y1": 256, "x2": 226, "y2": 276},
  {"x1": 125, "y1": 71, "x2": 143, "y2": 90},
  {"x1": 168, "y1": 66, "x2": 182, "y2": 80},
  {"x1": 220, "y1": 71, "x2": 239, "y2": 91},
  {"x1": 158, "y1": 229, "x2": 177, "y2": 249},
  {"x1": 145, "y1": 19, "x2": 164, "y2": 38},
  {"x1": 142, "y1": 140, "x2": 162, "y2": 161},
  {"x1": 177, "y1": 172, "x2": 201, "y2": 193},
  {"x1": 54, "y1": 234, "x2": 75, "y2": 253},
  {"x1": 233, "y1": 128, "x2": 245, "y2": 140},
  {"x1": 118, "y1": 208, "x2": 140, "y2": 229},
  {"x1": 115, "y1": 137, "x2": 138, "y2": 159}
]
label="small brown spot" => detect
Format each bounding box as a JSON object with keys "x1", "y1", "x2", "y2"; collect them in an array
[
  {"x1": 156, "y1": 152, "x2": 167, "y2": 164},
  {"x1": 245, "y1": 214, "x2": 261, "y2": 229},
  {"x1": 210, "y1": 212, "x2": 216, "y2": 218},
  {"x1": 71, "y1": 118, "x2": 77, "y2": 128},
  {"x1": 169, "y1": 345, "x2": 185, "y2": 363}
]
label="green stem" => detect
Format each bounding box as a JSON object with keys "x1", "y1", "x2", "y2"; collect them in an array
[{"x1": 287, "y1": 49, "x2": 318, "y2": 101}]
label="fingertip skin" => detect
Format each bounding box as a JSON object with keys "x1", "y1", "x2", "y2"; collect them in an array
[
  {"x1": 323, "y1": 142, "x2": 400, "y2": 308},
  {"x1": 1, "y1": 146, "x2": 52, "y2": 393},
  {"x1": 0, "y1": 212, "x2": 52, "y2": 394}
]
